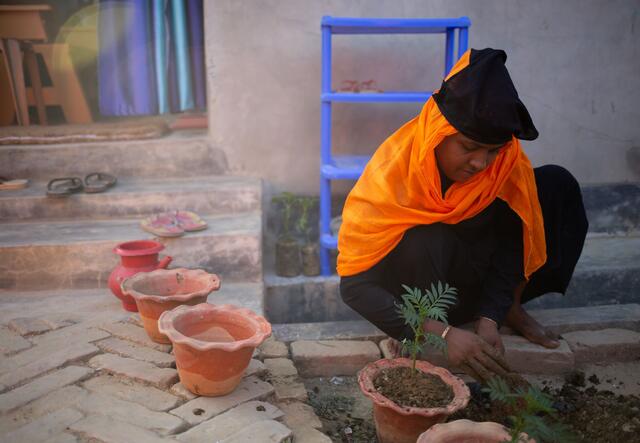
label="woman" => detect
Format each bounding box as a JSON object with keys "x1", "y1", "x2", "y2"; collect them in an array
[{"x1": 338, "y1": 49, "x2": 588, "y2": 380}]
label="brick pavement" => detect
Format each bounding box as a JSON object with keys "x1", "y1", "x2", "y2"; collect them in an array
[
  {"x1": 1, "y1": 292, "x2": 638, "y2": 442},
  {"x1": 0, "y1": 293, "x2": 322, "y2": 443}
]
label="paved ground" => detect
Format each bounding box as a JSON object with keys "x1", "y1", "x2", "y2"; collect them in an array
[
  {"x1": 0, "y1": 290, "x2": 638, "y2": 442},
  {"x1": 0, "y1": 291, "x2": 329, "y2": 443}
]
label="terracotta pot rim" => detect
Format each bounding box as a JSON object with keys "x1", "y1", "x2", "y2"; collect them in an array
[
  {"x1": 417, "y1": 419, "x2": 534, "y2": 443},
  {"x1": 357, "y1": 358, "x2": 470, "y2": 417},
  {"x1": 121, "y1": 268, "x2": 221, "y2": 303},
  {"x1": 158, "y1": 303, "x2": 271, "y2": 352},
  {"x1": 114, "y1": 240, "x2": 164, "y2": 257}
]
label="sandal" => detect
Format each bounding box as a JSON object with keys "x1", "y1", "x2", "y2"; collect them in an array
[
  {"x1": 84, "y1": 172, "x2": 117, "y2": 193},
  {"x1": 46, "y1": 177, "x2": 83, "y2": 197},
  {"x1": 173, "y1": 210, "x2": 207, "y2": 232},
  {"x1": 0, "y1": 177, "x2": 29, "y2": 190},
  {"x1": 140, "y1": 214, "x2": 185, "y2": 238}
]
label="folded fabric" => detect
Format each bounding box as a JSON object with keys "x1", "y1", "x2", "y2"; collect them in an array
[{"x1": 140, "y1": 214, "x2": 185, "y2": 237}]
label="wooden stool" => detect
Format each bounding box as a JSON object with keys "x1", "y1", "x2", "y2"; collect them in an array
[{"x1": 0, "y1": 4, "x2": 91, "y2": 125}]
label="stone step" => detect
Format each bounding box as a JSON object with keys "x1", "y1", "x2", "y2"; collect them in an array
[
  {"x1": 0, "y1": 175, "x2": 261, "y2": 222},
  {"x1": 0, "y1": 131, "x2": 228, "y2": 180},
  {"x1": 0, "y1": 283, "x2": 264, "y2": 325},
  {"x1": 264, "y1": 234, "x2": 640, "y2": 323},
  {"x1": 0, "y1": 212, "x2": 261, "y2": 290}
]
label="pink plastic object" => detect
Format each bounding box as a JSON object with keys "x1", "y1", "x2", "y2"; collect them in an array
[
  {"x1": 108, "y1": 240, "x2": 172, "y2": 312},
  {"x1": 121, "y1": 268, "x2": 220, "y2": 343},
  {"x1": 159, "y1": 303, "x2": 271, "y2": 397},
  {"x1": 358, "y1": 358, "x2": 470, "y2": 443}
]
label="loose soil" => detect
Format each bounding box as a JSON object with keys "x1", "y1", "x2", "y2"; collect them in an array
[
  {"x1": 373, "y1": 366, "x2": 453, "y2": 409},
  {"x1": 305, "y1": 369, "x2": 640, "y2": 443}
]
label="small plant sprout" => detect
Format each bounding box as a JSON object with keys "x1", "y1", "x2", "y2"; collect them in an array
[
  {"x1": 272, "y1": 192, "x2": 298, "y2": 239},
  {"x1": 484, "y1": 377, "x2": 576, "y2": 443},
  {"x1": 296, "y1": 196, "x2": 318, "y2": 244},
  {"x1": 395, "y1": 282, "x2": 458, "y2": 376}
]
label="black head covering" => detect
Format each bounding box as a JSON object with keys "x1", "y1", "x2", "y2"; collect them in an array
[{"x1": 433, "y1": 48, "x2": 538, "y2": 144}]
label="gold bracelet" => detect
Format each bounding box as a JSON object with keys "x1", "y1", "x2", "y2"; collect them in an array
[{"x1": 441, "y1": 325, "x2": 452, "y2": 339}]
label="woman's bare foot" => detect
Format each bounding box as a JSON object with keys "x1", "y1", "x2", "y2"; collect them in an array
[{"x1": 505, "y1": 303, "x2": 560, "y2": 348}]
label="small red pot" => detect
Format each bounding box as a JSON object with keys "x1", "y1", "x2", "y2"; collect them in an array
[
  {"x1": 358, "y1": 358, "x2": 470, "y2": 443},
  {"x1": 121, "y1": 268, "x2": 221, "y2": 343},
  {"x1": 417, "y1": 419, "x2": 535, "y2": 442},
  {"x1": 159, "y1": 303, "x2": 271, "y2": 396},
  {"x1": 108, "y1": 240, "x2": 172, "y2": 312}
]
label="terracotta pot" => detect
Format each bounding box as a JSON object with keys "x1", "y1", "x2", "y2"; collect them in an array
[
  {"x1": 417, "y1": 419, "x2": 536, "y2": 443},
  {"x1": 108, "y1": 240, "x2": 172, "y2": 312},
  {"x1": 158, "y1": 303, "x2": 271, "y2": 396},
  {"x1": 121, "y1": 268, "x2": 220, "y2": 343},
  {"x1": 275, "y1": 236, "x2": 300, "y2": 277},
  {"x1": 358, "y1": 358, "x2": 470, "y2": 443}
]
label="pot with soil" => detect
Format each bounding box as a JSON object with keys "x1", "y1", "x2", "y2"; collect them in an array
[
  {"x1": 121, "y1": 268, "x2": 220, "y2": 343},
  {"x1": 298, "y1": 196, "x2": 320, "y2": 276},
  {"x1": 158, "y1": 303, "x2": 271, "y2": 396},
  {"x1": 301, "y1": 242, "x2": 320, "y2": 276},
  {"x1": 273, "y1": 192, "x2": 301, "y2": 277},
  {"x1": 416, "y1": 419, "x2": 534, "y2": 443},
  {"x1": 358, "y1": 358, "x2": 470, "y2": 443}
]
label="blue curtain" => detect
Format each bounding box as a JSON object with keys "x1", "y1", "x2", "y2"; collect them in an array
[{"x1": 98, "y1": 0, "x2": 206, "y2": 116}]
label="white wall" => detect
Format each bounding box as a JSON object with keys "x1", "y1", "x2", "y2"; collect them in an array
[{"x1": 204, "y1": 0, "x2": 640, "y2": 194}]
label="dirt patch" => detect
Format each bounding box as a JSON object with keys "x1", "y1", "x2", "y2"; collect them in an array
[
  {"x1": 304, "y1": 370, "x2": 640, "y2": 443},
  {"x1": 373, "y1": 366, "x2": 453, "y2": 409}
]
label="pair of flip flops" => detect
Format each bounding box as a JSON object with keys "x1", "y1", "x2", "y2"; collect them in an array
[
  {"x1": 140, "y1": 211, "x2": 208, "y2": 237},
  {"x1": 0, "y1": 177, "x2": 29, "y2": 190},
  {"x1": 46, "y1": 173, "x2": 117, "y2": 197}
]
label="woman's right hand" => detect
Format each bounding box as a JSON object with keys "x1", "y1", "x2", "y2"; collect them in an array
[{"x1": 444, "y1": 327, "x2": 512, "y2": 383}]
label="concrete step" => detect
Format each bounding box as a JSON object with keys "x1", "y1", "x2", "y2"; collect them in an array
[
  {"x1": 0, "y1": 131, "x2": 228, "y2": 180},
  {"x1": 264, "y1": 234, "x2": 640, "y2": 323},
  {"x1": 0, "y1": 176, "x2": 261, "y2": 221},
  {"x1": 0, "y1": 282, "x2": 264, "y2": 323},
  {"x1": 0, "y1": 212, "x2": 261, "y2": 291}
]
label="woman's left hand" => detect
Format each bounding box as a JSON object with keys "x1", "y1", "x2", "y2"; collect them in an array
[{"x1": 475, "y1": 317, "x2": 505, "y2": 355}]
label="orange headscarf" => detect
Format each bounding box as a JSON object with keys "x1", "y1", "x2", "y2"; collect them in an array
[{"x1": 337, "y1": 52, "x2": 546, "y2": 279}]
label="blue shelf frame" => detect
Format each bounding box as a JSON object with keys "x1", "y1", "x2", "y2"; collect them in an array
[{"x1": 319, "y1": 16, "x2": 471, "y2": 275}]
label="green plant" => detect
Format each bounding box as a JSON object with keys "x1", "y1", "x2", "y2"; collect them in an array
[
  {"x1": 395, "y1": 282, "x2": 458, "y2": 376},
  {"x1": 484, "y1": 377, "x2": 576, "y2": 443},
  {"x1": 297, "y1": 196, "x2": 318, "y2": 244},
  {"x1": 272, "y1": 192, "x2": 298, "y2": 239}
]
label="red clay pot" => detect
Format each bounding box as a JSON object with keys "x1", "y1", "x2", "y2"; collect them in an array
[
  {"x1": 121, "y1": 268, "x2": 220, "y2": 343},
  {"x1": 417, "y1": 419, "x2": 535, "y2": 443},
  {"x1": 108, "y1": 240, "x2": 172, "y2": 312},
  {"x1": 358, "y1": 358, "x2": 470, "y2": 443},
  {"x1": 158, "y1": 303, "x2": 271, "y2": 396}
]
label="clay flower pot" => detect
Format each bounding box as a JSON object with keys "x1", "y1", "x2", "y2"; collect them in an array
[
  {"x1": 121, "y1": 268, "x2": 220, "y2": 344},
  {"x1": 158, "y1": 303, "x2": 271, "y2": 396},
  {"x1": 108, "y1": 240, "x2": 172, "y2": 312},
  {"x1": 358, "y1": 358, "x2": 470, "y2": 443},
  {"x1": 417, "y1": 419, "x2": 536, "y2": 443}
]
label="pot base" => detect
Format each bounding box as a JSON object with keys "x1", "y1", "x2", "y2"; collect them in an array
[
  {"x1": 140, "y1": 313, "x2": 171, "y2": 344},
  {"x1": 122, "y1": 300, "x2": 138, "y2": 312},
  {"x1": 178, "y1": 367, "x2": 245, "y2": 397}
]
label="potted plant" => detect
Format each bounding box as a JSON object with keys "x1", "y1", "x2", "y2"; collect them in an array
[
  {"x1": 358, "y1": 283, "x2": 471, "y2": 443},
  {"x1": 418, "y1": 377, "x2": 575, "y2": 442},
  {"x1": 272, "y1": 192, "x2": 301, "y2": 277},
  {"x1": 297, "y1": 195, "x2": 320, "y2": 276}
]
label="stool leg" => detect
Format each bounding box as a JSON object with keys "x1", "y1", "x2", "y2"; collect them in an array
[
  {"x1": 5, "y1": 39, "x2": 29, "y2": 126},
  {"x1": 23, "y1": 44, "x2": 47, "y2": 125}
]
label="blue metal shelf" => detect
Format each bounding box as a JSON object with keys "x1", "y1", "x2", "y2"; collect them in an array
[
  {"x1": 321, "y1": 16, "x2": 471, "y2": 34},
  {"x1": 322, "y1": 91, "x2": 433, "y2": 103},
  {"x1": 319, "y1": 16, "x2": 471, "y2": 275}
]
